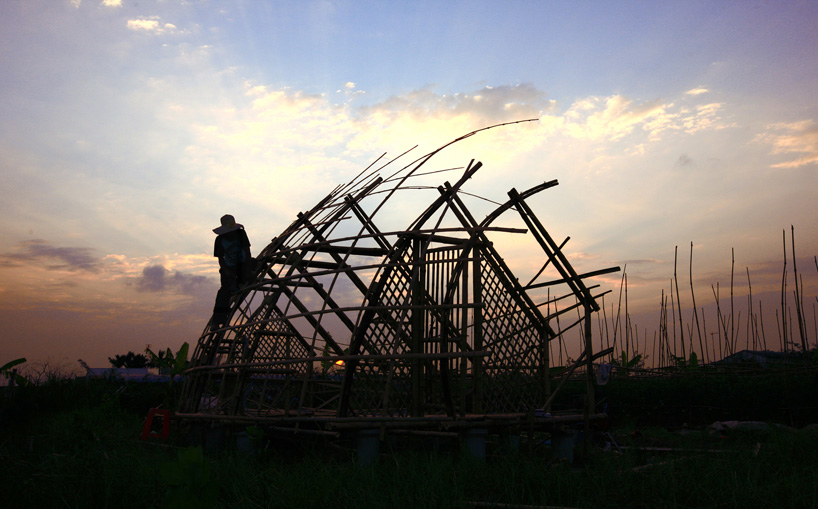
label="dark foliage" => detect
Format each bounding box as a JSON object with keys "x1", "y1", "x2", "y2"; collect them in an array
[{"x1": 108, "y1": 351, "x2": 150, "y2": 369}]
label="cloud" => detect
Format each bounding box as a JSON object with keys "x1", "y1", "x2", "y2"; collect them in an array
[
  {"x1": 540, "y1": 94, "x2": 727, "y2": 143},
  {"x1": 0, "y1": 240, "x2": 100, "y2": 272},
  {"x1": 757, "y1": 120, "x2": 818, "y2": 168},
  {"x1": 675, "y1": 154, "x2": 693, "y2": 168},
  {"x1": 102, "y1": 0, "x2": 122, "y2": 6},
  {"x1": 135, "y1": 264, "x2": 208, "y2": 294},
  {"x1": 174, "y1": 82, "x2": 739, "y2": 238},
  {"x1": 685, "y1": 87, "x2": 709, "y2": 96},
  {"x1": 340, "y1": 84, "x2": 551, "y2": 163},
  {"x1": 126, "y1": 18, "x2": 178, "y2": 34},
  {"x1": 359, "y1": 84, "x2": 548, "y2": 124}
]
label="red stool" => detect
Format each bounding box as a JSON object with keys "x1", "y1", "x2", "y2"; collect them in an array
[{"x1": 140, "y1": 408, "x2": 172, "y2": 440}]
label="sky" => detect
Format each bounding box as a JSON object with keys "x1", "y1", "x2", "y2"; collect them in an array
[{"x1": 2, "y1": 0, "x2": 818, "y2": 373}]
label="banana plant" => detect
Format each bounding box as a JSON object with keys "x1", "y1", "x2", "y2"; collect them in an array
[
  {"x1": 146, "y1": 343, "x2": 189, "y2": 377},
  {"x1": 613, "y1": 351, "x2": 642, "y2": 369},
  {"x1": 1, "y1": 357, "x2": 28, "y2": 387},
  {"x1": 671, "y1": 351, "x2": 699, "y2": 370},
  {"x1": 145, "y1": 343, "x2": 189, "y2": 409}
]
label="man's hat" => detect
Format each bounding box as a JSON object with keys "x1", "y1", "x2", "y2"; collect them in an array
[{"x1": 213, "y1": 214, "x2": 243, "y2": 234}]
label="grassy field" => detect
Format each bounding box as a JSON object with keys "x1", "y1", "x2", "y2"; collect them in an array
[{"x1": 2, "y1": 375, "x2": 817, "y2": 508}]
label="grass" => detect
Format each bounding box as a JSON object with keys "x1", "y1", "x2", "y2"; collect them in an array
[{"x1": 2, "y1": 379, "x2": 817, "y2": 508}]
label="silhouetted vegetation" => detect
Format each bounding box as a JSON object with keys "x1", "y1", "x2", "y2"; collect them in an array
[
  {"x1": 108, "y1": 351, "x2": 151, "y2": 369},
  {"x1": 2, "y1": 370, "x2": 817, "y2": 508}
]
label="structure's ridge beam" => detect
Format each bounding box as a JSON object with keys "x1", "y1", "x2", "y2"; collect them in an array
[
  {"x1": 304, "y1": 245, "x2": 389, "y2": 257},
  {"x1": 263, "y1": 226, "x2": 523, "y2": 260}
]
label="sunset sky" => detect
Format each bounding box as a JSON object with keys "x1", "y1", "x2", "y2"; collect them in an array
[{"x1": 2, "y1": 0, "x2": 818, "y2": 372}]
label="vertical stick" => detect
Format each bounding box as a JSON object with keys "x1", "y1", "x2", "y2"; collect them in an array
[
  {"x1": 670, "y1": 279, "x2": 677, "y2": 362},
  {"x1": 813, "y1": 301, "x2": 817, "y2": 350},
  {"x1": 701, "y1": 307, "x2": 709, "y2": 364},
  {"x1": 613, "y1": 268, "x2": 626, "y2": 358},
  {"x1": 689, "y1": 242, "x2": 704, "y2": 362},
  {"x1": 625, "y1": 272, "x2": 630, "y2": 362},
  {"x1": 600, "y1": 293, "x2": 611, "y2": 348},
  {"x1": 555, "y1": 300, "x2": 564, "y2": 367},
  {"x1": 712, "y1": 283, "x2": 724, "y2": 361},
  {"x1": 410, "y1": 237, "x2": 424, "y2": 417},
  {"x1": 659, "y1": 290, "x2": 666, "y2": 368},
  {"x1": 710, "y1": 283, "x2": 722, "y2": 359},
  {"x1": 582, "y1": 303, "x2": 594, "y2": 463},
  {"x1": 730, "y1": 248, "x2": 735, "y2": 356},
  {"x1": 791, "y1": 225, "x2": 808, "y2": 353},
  {"x1": 674, "y1": 246, "x2": 686, "y2": 360},
  {"x1": 746, "y1": 267, "x2": 755, "y2": 351},
  {"x1": 781, "y1": 230, "x2": 788, "y2": 353},
  {"x1": 472, "y1": 248, "x2": 483, "y2": 413},
  {"x1": 788, "y1": 304, "x2": 795, "y2": 351}
]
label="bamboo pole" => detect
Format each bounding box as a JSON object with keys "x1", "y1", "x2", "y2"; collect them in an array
[
  {"x1": 600, "y1": 292, "x2": 604, "y2": 348},
  {"x1": 674, "y1": 247, "x2": 686, "y2": 360},
  {"x1": 701, "y1": 307, "x2": 709, "y2": 364},
  {"x1": 658, "y1": 290, "x2": 666, "y2": 368},
  {"x1": 730, "y1": 248, "x2": 735, "y2": 355},
  {"x1": 791, "y1": 226, "x2": 808, "y2": 353},
  {"x1": 625, "y1": 272, "x2": 630, "y2": 362},
  {"x1": 583, "y1": 304, "x2": 594, "y2": 462},
  {"x1": 747, "y1": 267, "x2": 755, "y2": 351},
  {"x1": 712, "y1": 283, "x2": 723, "y2": 361},
  {"x1": 670, "y1": 278, "x2": 677, "y2": 362},
  {"x1": 689, "y1": 242, "x2": 704, "y2": 362},
  {"x1": 781, "y1": 231, "x2": 788, "y2": 353}
]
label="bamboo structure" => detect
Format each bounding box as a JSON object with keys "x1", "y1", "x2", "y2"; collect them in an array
[{"x1": 177, "y1": 124, "x2": 619, "y2": 436}]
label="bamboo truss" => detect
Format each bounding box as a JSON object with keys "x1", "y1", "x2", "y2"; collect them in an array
[{"x1": 178, "y1": 124, "x2": 620, "y2": 433}]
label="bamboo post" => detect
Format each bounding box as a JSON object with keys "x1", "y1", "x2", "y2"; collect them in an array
[
  {"x1": 411, "y1": 236, "x2": 425, "y2": 417},
  {"x1": 690, "y1": 242, "x2": 704, "y2": 361},
  {"x1": 791, "y1": 226, "x2": 808, "y2": 353},
  {"x1": 781, "y1": 233, "x2": 788, "y2": 353},
  {"x1": 730, "y1": 248, "x2": 735, "y2": 355},
  {"x1": 472, "y1": 248, "x2": 484, "y2": 414},
  {"x1": 746, "y1": 267, "x2": 756, "y2": 351},
  {"x1": 674, "y1": 246, "x2": 686, "y2": 360},
  {"x1": 582, "y1": 303, "x2": 594, "y2": 462}
]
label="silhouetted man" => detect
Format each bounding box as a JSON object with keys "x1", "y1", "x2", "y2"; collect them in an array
[{"x1": 212, "y1": 214, "x2": 251, "y2": 327}]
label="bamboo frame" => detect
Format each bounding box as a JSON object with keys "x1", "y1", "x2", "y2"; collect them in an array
[{"x1": 179, "y1": 124, "x2": 618, "y2": 437}]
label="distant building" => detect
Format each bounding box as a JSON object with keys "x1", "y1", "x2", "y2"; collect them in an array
[
  {"x1": 713, "y1": 350, "x2": 806, "y2": 368},
  {"x1": 85, "y1": 367, "x2": 175, "y2": 382}
]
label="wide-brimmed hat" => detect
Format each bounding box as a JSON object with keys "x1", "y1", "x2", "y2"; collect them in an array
[{"x1": 213, "y1": 214, "x2": 243, "y2": 234}]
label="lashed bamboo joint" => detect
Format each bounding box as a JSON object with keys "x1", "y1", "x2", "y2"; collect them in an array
[{"x1": 178, "y1": 123, "x2": 620, "y2": 434}]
